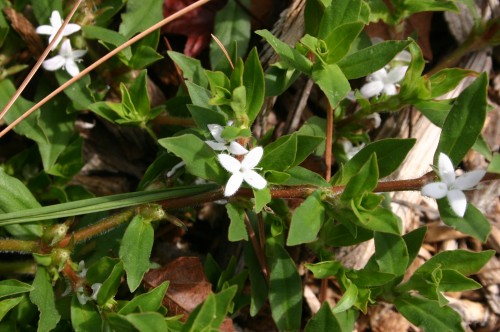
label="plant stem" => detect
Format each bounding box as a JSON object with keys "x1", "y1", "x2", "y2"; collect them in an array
[
  {"x1": 0, "y1": 239, "x2": 39, "y2": 253},
  {"x1": 325, "y1": 105, "x2": 334, "y2": 181}
]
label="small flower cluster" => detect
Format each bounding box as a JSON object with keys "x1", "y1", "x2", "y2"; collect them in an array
[
  {"x1": 359, "y1": 48, "x2": 411, "y2": 99},
  {"x1": 205, "y1": 124, "x2": 267, "y2": 196},
  {"x1": 36, "y1": 11, "x2": 86, "y2": 77},
  {"x1": 421, "y1": 153, "x2": 485, "y2": 217}
]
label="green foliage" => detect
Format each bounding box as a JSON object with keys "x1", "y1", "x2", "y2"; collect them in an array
[{"x1": 0, "y1": 0, "x2": 496, "y2": 330}]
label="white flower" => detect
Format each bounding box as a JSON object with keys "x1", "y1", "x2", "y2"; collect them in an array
[
  {"x1": 341, "y1": 140, "x2": 365, "y2": 160},
  {"x1": 35, "y1": 10, "x2": 81, "y2": 50},
  {"x1": 42, "y1": 39, "x2": 86, "y2": 77},
  {"x1": 90, "y1": 283, "x2": 102, "y2": 301},
  {"x1": 360, "y1": 66, "x2": 408, "y2": 99},
  {"x1": 421, "y1": 153, "x2": 485, "y2": 217},
  {"x1": 205, "y1": 124, "x2": 248, "y2": 155},
  {"x1": 218, "y1": 146, "x2": 267, "y2": 196}
]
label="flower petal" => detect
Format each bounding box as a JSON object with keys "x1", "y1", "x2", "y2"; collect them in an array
[
  {"x1": 218, "y1": 154, "x2": 241, "y2": 173},
  {"x1": 65, "y1": 60, "x2": 80, "y2": 77},
  {"x1": 360, "y1": 81, "x2": 384, "y2": 99},
  {"x1": 382, "y1": 83, "x2": 397, "y2": 96},
  {"x1": 60, "y1": 39, "x2": 73, "y2": 55},
  {"x1": 225, "y1": 173, "x2": 244, "y2": 196},
  {"x1": 228, "y1": 141, "x2": 248, "y2": 155},
  {"x1": 369, "y1": 68, "x2": 388, "y2": 81},
  {"x1": 422, "y1": 182, "x2": 448, "y2": 199},
  {"x1": 447, "y1": 189, "x2": 467, "y2": 217},
  {"x1": 35, "y1": 25, "x2": 54, "y2": 35},
  {"x1": 61, "y1": 23, "x2": 81, "y2": 36},
  {"x1": 71, "y1": 50, "x2": 87, "y2": 59},
  {"x1": 205, "y1": 140, "x2": 226, "y2": 151},
  {"x1": 242, "y1": 146, "x2": 263, "y2": 169},
  {"x1": 393, "y1": 50, "x2": 412, "y2": 63},
  {"x1": 49, "y1": 11, "x2": 62, "y2": 29},
  {"x1": 208, "y1": 124, "x2": 224, "y2": 142},
  {"x1": 243, "y1": 170, "x2": 267, "y2": 190},
  {"x1": 453, "y1": 170, "x2": 486, "y2": 190},
  {"x1": 386, "y1": 66, "x2": 408, "y2": 84},
  {"x1": 42, "y1": 56, "x2": 65, "y2": 71},
  {"x1": 438, "y1": 153, "x2": 456, "y2": 185}
]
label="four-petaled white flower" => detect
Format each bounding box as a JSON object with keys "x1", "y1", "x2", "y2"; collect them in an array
[
  {"x1": 205, "y1": 124, "x2": 248, "y2": 155},
  {"x1": 421, "y1": 153, "x2": 485, "y2": 217},
  {"x1": 218, "y1": 146, "x2": 267, "y2": 196},
  {"x1": 35, "y1": 10, "x2": 81, "y2": 50},
  {"x1": 360, "y1": 66, "x2": 408, "y2": 99},
  {"x1": 42, "y1": 39, "x2": 86, "y2": 77}
]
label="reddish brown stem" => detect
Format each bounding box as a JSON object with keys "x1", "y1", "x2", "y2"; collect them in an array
[{"x1": 325, "y1": 105, "x2": 334, "y2": 181}]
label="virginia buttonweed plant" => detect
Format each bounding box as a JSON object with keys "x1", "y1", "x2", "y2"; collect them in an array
[{"x1": 0, "y1": 0, "x2": 499, "y2": 331}]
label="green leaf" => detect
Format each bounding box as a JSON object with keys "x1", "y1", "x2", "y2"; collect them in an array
[
  {"x1": 351, "y1": 203, "x2": 402, "y2": 235},
  {"x1": 305, "y1": 260, "x2": 342, "y2": 279},
  {"x1": 119, "y1": 215, "x2": 155, "y2": 292},
  {"x1": 182, "y1": 286, "x2": 237, "y2": 332},
  {"x1": 30, "y1": 267, "x2": 61, "y2": 332},
  {"x1": 82, "y1": 25, "x2": 131, "y2": 58},
  {"x1": 187, "y1": 105, "x2": 226, "y2": 132},
  {"x1": 436, "y1": 73, "x2": 488, "y2": 166},
  {"x1": 332, "y1": 280, "x2": 357, "y2": 314},
  {"x1": 0, "y1": 168, "x2": 43, "y2": 238},
  {"x1": 414, "y1": 249, "x2": 494, "y2": 276},
  {"x1": 341, "y1": 153, "x2": 378, "y2": 200},
  {"x1": 226, "y1": 203, "x2": 248, "y2": 241},
  {"x1": 96, "y1": 260, "x2": 125, "y2": 306},
  {"x1": 438, "y1": 200, "x2": 491, "y2": 242},
  {"x1": 293, "y1": 135, "x2": 325, "y2": 167},
  {"x1": 402, "y1": 0, "x2": 458, "y2": 16},
  {"x1": 318, "y1": 0, "x2": 362, "y2": 37},
  {"x1": 158, "y1": 134, "x2": 225, "y2": 182},
  {"x1": 126, "y1": 312, "x2": 168, "y2": 332},
  {"x1": 267, "y1": 239, "x2": 303, "y2": 331},
  {"x1": 128, "y1": 45, "x2": 163, "y2": 69},
  {"x1": 333, "y1": 138, "x2": 416, "y2": 185},
  {"x1": 403, "y1": 227, "x2": 427, "y2": 268},
  {"x1": 260, "y1": 134, "x2": 297, "y2": 172},
  {"x1": 0, "y1": 280, "x2": 33, "y2": 299},
  {"x1": 429, "y1": 68, "x2": 476, "y2": 99},
  {"x1": 312, "y1": 63, "x2": 351, "y2": 107},
  {"x1": 243, "y1": 48, "x2": 265, "y2": 123},
  {"x1": 338, "y1": 40, "x2": 411, "y2": 79},
  {"x1": 31, "y1": 0, "x2": 62, "y2": 25},
  {"x1": 256, "y1": 29, "x2": 313, "y2": 74},
  {"x1": 374, "y1": 232, "x2": 408, "y2": 276},
  {"x1": 399, "y1": 42, "x2": 427, "y2": 100},
  {"x1": 265, "y1": 65, "x2": 301, "y2": 97},
  {"x1": 93, "y1": 0, "x2": 127, "y2": 27},
  {"x1": 287, "y1": 191, "x2": 325, "y2": 246},
  {"x1": 414, "y1": 99, "x2": 452, "y2": 127},
  {"x1": 210, "y1": 0, "x2": 251, "y2": 72},
  {"x1": 305, "y1": 302, "x2": 342, "y2": 332},
  {"x1": 324, "y1": 22, "x2": 365, "y2": 64},
  {"x1": 395, "y1": 295, "x2": 464, "y2": 332},
  {"x1": 0, "y1": 184, "x2": 218, "y2": 225},
  {"x1": 55, "y1": 71, "x2": 95, "y2": 111},
  {"x1": 345, "y1": 269, "x2": 396, "y2": 288},
  {"x1": 304, "y1": 0, "x2": 325, "y2": 36},
  {"x1": 119, "y1": 281, "x2": 169, "y2": 315},
  {"x1": 254, "y1": 187, "x2": 271, "y2": 213},
  {"x1": 244, "y1": 242, "x2": 268, "y2": 316},
  {"x1": 168, "y1": 51, "x2": 208, "y2": 88},
  {"x1": 129, "y1": 70, "x2": 150, "y2": 117},
  {"x1": 118, "y1": 0, "x2": 163, "y2": 38},
  {"x1": 488, "y1": 152, "x2": 500, "y2": 173},
  {"x1": 283, "y1": 166, "x2": 330, "y2": 187},
  {"x1": 71, "y1": 296, "x2": 103, "y2": 332},
  {"x1": 0, "y1": 296, "x2": 24, "y2": 322}
]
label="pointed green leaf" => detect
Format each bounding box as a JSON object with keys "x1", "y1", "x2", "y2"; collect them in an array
[
  {"x1": 267, "y1": 239, "x2": 303, "y2": 331},
  {"x1": 167, "y1": 51, "x2": 208, "y2": 88},
  {"x1": 287, "y1": 191, "x2": 325, "y2": 245},
  {"x1": 30, "y1": 267, "x2": 61, "y2": 332},
  {"x1": 260, "y1": 134, "x2": 297, "y2": 172},
  {"x1": 158, "y1": 134, "x2": 225, "y2": 182},
  {"x1": 71, "y1": 296, "x2": 103, "y2": 332},
  {"x1": 226, "y1": 203, "x2": 248, "y2": 241},
  {"x1": 0, "y1": 296, "x2": 24, "y2": 322},
  {"x1": 312, "y1": 63, "x2": 351, "y2": 108},
  {"x1": 0, "y1": 280, "x2": 34, "y2": 299},
  {"x1": 120, "y1": 215, "x2": 154, "y2": 292},
  {"x1": 318, "y1": 0, "x2": 362, "y2": 36},
  {"x1": 429, "y1": 68, "x2": 476, "y2": 99},
  {"x1": 438, "y1": 200, "x2": 491, "y2": 242},
  {"x1": 243, "y1": 48, "x2": 265, "y2": 123},
  {"x1": 395, "y1": 295, "x2": 464, "y2": 332},
  {"x1": 414, "y1": 249, "x2": 494, "y2": 276},
  {"x1": 338, "y1": 40, "x2": 411, "y2": 79},
  {"x1": 126, "y1": 312, "x2": 168, "y2": 332},
  {"x1": 305, "y1": 302, "x2": 342, "y2": 332},
  {"x1": 332, "y1": 280, "x2": 357, "y2": 314},
  {"x1": 374, "y1": 232, "x2": 408, "y2": 276},
  {"x1": 118, "y1": 0, "x2": 162, "y2": 38},
  {"x1": 342, "y1": 154, "x2": 378, "y2": 200},
  {"x1": 403, "y1": 227, "x2": 427, "y2": 267},
  {"x1": 183, "y1": 286, "x2": 237, "y2": 332},
  {"x1": 324, "y1": 22, "x2": 365, "y2": 63},
  {"x1": 436, "y1": 73, "x2": 488, "y2": 166},
  {"x1": 244, "y1": 242, "x2": 268, "y2": 316},
  {"x1": 305, "y1": 261, "x2": 342, "y2": 279}
]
